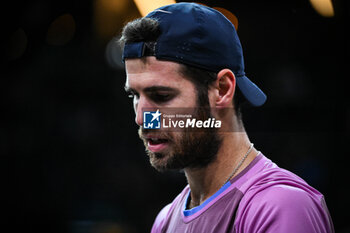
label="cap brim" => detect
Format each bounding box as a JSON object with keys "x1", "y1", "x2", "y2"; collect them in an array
[{"x1": 236, "y1": 75, "x2": 267, "y2": 107}]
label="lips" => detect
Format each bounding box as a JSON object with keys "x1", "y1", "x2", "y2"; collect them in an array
[{"x1": 145, "y1": 136, "x2": 169, "y2": 153}]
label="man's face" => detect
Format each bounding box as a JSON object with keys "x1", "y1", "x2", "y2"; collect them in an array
[{"x1": 125, "y1": 57, "x2": 221, "y2": 171}]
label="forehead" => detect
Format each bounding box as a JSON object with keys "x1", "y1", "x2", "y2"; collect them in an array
[{"x1": 125, "y1": 57, "x2": 188, "y2": 89}]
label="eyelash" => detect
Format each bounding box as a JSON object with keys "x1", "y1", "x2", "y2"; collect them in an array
[
  {"x1": 126, "y1": 91, "x2": 173, "y2": 103},
  {"x1": 150, "y1": 93, "x2": 172, "y2": 103}
]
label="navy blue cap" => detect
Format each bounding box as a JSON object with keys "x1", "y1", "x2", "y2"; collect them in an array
[{"x1": 123, "y1": 3, "x2": 267, "y2": 107}]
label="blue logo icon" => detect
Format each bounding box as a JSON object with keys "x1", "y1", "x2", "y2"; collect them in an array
[{"x1": 143, "y1": 109, "x2": 162, "y2": 129}]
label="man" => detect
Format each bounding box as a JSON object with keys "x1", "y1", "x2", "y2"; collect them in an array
[{"x1": 120, "y1": 3, "x2": 334, "y2": 233}]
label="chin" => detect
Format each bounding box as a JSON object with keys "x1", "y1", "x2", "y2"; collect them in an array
[
  {"x1": 148, "y1": 150, "x2": 184, "y2": 172},
  {"x1": 150, "y1": 157, "x2": 172, "y2": 172},
  {"x1": 148, "y1": 150, "x2": 169, "y2": 171}
]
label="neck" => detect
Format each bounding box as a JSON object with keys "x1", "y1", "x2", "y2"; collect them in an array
[{"x1": 184, "y1": 131, "x2": 258, "y2": 208}]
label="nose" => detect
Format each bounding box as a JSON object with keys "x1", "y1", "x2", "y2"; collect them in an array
[{"x1": 135, "y1": 105, "x2": 143, "y2": 126}]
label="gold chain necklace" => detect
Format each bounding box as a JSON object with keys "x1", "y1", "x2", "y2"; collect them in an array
[
  {"x1": 189, "y1": 143, "x2": 254, "y2": 208},
  {"x1": 221, "y1": 143, "x2": 254, "y2": 187}
]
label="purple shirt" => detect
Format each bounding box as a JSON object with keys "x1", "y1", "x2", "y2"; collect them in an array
[{"x1": 151, "y1": 153, "x2": 334, "y2": 233}]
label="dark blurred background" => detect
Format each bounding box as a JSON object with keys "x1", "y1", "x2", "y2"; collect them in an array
[{"x1": 2, "y1": 0, "x2": 348, "y2": 232}]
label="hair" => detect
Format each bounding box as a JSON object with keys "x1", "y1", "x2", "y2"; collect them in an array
[
  {"x1": 119, "y1": 17, "x2": 243, "y2": 120},
  {"x1": 119, "y1": 18, "x2": 160, "y2": 46}
]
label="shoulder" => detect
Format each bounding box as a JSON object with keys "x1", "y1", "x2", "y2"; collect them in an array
[
  {"x1": 244, "y1": 183, "x2": 320, "y2": 213},
  {"x1": 235, "y1": 175, "x2": 334, "y2": 233}
]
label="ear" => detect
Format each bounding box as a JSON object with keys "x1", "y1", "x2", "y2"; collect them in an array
[{"x1": 214, "y1": 69, "x2": 236, "y2": 108}]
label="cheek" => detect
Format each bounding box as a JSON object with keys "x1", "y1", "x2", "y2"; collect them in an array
[
  {"x1": 167, "y1": 131, "x2": 182, "y2": 148},
  {"x1": 170, "y1": 130, "x2": 190, "y2": 147},
  {"x1": 171, "y1": 82, "x2": 199, "y2": 108},
  {"x1": 207, "y1": 88, "x2": 218, "y2": 107},
  {"x1": 184, "y1": 90, "x2": 199, "y2": 107}
]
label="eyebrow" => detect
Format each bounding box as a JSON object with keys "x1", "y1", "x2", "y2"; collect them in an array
[
  {"x1": 124, "y1": 85, "x2": 179, "y2": 93},
  {"x1": 144, "y1": 86, "x2": 179, "y2": 93}
]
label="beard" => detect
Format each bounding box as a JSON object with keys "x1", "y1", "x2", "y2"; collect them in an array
[{"x1": 138, "y1": 107, "x2": 222, "y2": 172}]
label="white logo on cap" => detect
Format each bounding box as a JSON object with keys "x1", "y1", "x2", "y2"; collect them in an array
[{"x1": 154, "y1": 9, "x2": 172, "y2": 14}]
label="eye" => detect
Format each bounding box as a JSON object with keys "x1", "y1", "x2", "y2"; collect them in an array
[{"x1": 150, "y1": 92, "x2": 172, "y2": 103}]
